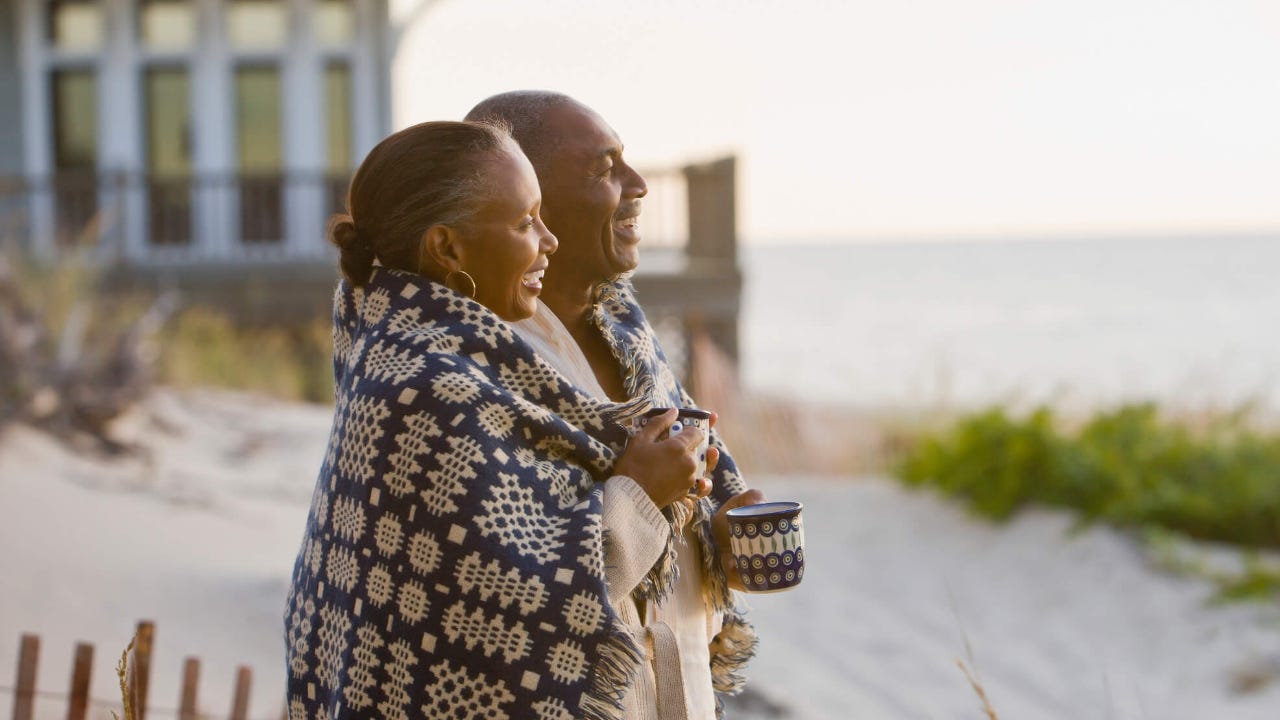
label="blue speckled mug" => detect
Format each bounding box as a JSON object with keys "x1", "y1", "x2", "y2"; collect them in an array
[{"x1": 726, "y1": 501, "x2": 805, "y2": 593}]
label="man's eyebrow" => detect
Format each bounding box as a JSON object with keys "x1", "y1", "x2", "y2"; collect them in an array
[{"x1": 593, "y1": 145, "x2": 624, "y2": 162}]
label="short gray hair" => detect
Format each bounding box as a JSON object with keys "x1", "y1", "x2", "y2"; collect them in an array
[{"x1": 465, "y1": 90, "x2": 580, "y2": 171}]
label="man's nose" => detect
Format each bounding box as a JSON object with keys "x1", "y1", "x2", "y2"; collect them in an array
[{"x1": 624, "y1": 163, "x2": 648, "y2": 199}]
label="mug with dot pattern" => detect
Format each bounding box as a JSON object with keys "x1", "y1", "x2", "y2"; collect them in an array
[{"x1": 726, "y1": 501, "x2": 805, "y2": 593}]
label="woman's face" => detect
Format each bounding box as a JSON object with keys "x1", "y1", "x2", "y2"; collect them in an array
[{"x1": 461, "y1": 148, "x2": 558, "y2": 320}]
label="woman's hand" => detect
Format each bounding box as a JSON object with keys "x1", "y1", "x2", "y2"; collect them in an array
[
  {"x1": 615, "y1": 409, "x2": 706, "y2": 509},
  {"x1": 689, "y1": 411, "x2": 722, "y2": 498}
]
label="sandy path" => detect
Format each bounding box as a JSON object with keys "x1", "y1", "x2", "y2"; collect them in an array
[
  {"x1": 737, "y1": 476, "x2": 1280, "y2": 719},
  {"x1": 0, "y1": 391, "x2": 329, "y2": 720}
]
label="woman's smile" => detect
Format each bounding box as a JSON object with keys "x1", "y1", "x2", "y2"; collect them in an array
[{"x1": 522, "y1": 265, "x2": 547, "y2": 290}]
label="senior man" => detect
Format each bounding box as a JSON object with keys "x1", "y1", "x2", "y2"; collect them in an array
[{"x1": 466, "y1": 92, "x2": 764, "y2": 720}]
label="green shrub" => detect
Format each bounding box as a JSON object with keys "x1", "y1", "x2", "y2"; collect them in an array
[{"x1": 895, "y1": 403, "x2": 1280, "y2": 549}]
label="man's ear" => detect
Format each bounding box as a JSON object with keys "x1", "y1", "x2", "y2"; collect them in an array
[{"x1": 420, "y1": 224, "x2": 464, "y2": 274}]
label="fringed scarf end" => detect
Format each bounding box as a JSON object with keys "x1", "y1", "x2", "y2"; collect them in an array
[
  {"x1": 632, "y1": 516, "x2": 681, "y2": 605},
  {"x1": 709, "y1": 609, "x2": 758, "y2": 696},
  {"x1": 580, "y1": 622, "x2": 646, "y2": 720},
  {"x1": 692, "y1": 498, "x2": 735, "y2": 614}
]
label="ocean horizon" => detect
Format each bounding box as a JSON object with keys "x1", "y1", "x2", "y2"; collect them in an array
[{"x1": 734, "y1": 234, "x2": 1280, "y2": 414}]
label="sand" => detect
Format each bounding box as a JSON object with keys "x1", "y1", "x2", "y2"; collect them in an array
[{"x1": 2, "y1": 389, "x2": 1277, "y2": 719}]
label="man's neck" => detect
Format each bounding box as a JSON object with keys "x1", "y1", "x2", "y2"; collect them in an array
[
  {"x1": 540, "y1": 278, "x2": 629, "y2": 402},
  {"x1": 539, "y1": 280, "x2": 597, "y2": 337}
]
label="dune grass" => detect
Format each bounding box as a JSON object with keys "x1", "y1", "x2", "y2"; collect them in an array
[
  {"x1": 894, "y1": 403, "x2": 1280, "y2": 600},
  {"x1": 159, "y1": 308, "x2": 334, "y2": 404}
]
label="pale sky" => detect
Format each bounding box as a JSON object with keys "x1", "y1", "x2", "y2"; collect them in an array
[{"x1": 391, "y1": 0, "x2": 1280, "y2": 243}]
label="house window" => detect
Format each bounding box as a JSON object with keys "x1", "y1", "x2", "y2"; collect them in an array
[
  {"x1": 50, "y1": 69, "x2": 97, "y2": 245},
  {"x1": 228, "y1": 0, "x2": 287, "y2": 50},
  {"x1": 49, "y1": 0, "x2": 104, "y2": 52},
  {"x1": 235, "y1": 66, "x2": 283, "y2": 243},
  {"x1": 140, "y1": 0, "x2": 196, "y2": 51},
  {"x1": 316, "y1": 0, "x2": 354, "y2": 46},
  {"x1": 144, "y1": 68, "x2": 193, "y2": 245},
  {"x1": 325, "y1": 61, "x2": 352, "y2": 216}
]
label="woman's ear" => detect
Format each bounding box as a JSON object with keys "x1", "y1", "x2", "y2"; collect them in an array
[{"x1": 419, "y1": 224, "x2": 463, "y2": 275}]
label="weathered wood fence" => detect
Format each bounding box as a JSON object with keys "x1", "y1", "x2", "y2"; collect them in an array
[{"x1": 6, "y1": 621, "x2": 271, "y2": 720}]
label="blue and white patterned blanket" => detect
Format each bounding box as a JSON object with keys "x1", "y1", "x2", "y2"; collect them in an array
[{"x1": 285, "y1": 267, "x2": 753, "y2": 719}]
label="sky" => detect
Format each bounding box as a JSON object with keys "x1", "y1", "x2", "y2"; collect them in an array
[{"x1": 390, "y1": 0, "x2": 1280, "y2": 243}]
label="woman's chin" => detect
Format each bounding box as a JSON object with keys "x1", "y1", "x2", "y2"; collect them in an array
[{"x1": 500, "y1": 291, "x2": 540, "y2": 321}]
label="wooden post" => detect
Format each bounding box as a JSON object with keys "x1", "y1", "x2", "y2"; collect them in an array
[
  {"x1": 129, "y1": 621, "x2": 155, "y2": 720},
  {"x1": 12, "y1": 634, "x2": 39, "y2": 720},
  {"x1": 682, "y1": 156, "x2": 741, "y2": 365},
  {"x1": 66, "y1": 643, "x2": 94, "y2": 720},
  {"x1": 177, "y1": 657, "x2": 199, "y2": 720},
  {"x1": 683, "y1": 156, "x2": 737, "y2": 268},
  {"x1": 229, "y1": 666, "x2": 252, "y2": 720}
]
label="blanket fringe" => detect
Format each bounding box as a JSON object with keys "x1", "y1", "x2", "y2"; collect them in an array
[
  {"x1": 632, "y1": 512, "x2": 680, "y2": 604},
  {"x1": 580, "y1": 620, "x2": 646, "y2": 720},
  {"x1": 692, "y1": 498, "x2": 734, "y2": 614},
  {"x1": 709, "y1": 609, "x2": 758, "y2": 697}
]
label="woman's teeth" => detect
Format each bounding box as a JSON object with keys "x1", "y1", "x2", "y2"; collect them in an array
[
  {"x1": 522, "y1": 269, "x2": 544, "y2": 288},
  {"x1": 616, "y1": 217, "x2": 639, "y2": 230}
]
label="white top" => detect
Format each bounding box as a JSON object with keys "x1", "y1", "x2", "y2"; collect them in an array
[{"x1": 511, "y1": 302, "x2": 722, "y2": 720}]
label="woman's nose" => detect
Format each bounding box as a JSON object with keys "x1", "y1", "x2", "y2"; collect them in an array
[{"x1": 540, "y1": 222, "x2": 558, "y2": 255}]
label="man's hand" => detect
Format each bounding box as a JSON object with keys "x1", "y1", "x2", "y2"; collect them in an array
[{"x1": 712, "y1": 488, "x2": 767, "y2": 591}]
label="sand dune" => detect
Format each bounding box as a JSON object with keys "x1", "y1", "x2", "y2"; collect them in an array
[{"x1": 2, "y1": 390, "x2": 1277, "y2": 719}]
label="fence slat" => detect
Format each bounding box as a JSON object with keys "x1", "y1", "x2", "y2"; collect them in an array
[
  {"x1": 66, "y1": 642, "x2": 94, "y2": 720},
  {"x1": 177, "y1": 657, "x2": 199, "y2": 720},
  {"x1": 129, "y1": 621, "x2": 155, "y2": 720},
  {"x1": 12, "y1": 634, "x2": 39, "y2": 720},
  {"x1": 229, "y1": 666, "x2": 252, "y2": 720}
]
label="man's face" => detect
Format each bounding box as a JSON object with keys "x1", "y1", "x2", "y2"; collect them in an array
[{"x1": 536, "y1": 104, "x2": 648, "y2": 284}]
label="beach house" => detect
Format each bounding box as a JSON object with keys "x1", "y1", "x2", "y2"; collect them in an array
[
  {"x1": 0, "y1": 2, "x2": 741, "y2": 366},
  {"x1": 0, "y1": 0, "x2": 391, "y2": 266}
]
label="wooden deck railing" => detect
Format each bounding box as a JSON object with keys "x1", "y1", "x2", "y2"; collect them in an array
[
  {"x1": 0, "y1": 166, "x2": 694, "y2": 267},
  {"x1": 0, "y1": 157, "x2": 740, "y2": 362}
]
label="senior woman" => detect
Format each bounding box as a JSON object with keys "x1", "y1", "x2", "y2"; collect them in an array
[{"x1": 284, "y1": 121, "x2": 709, "y2": 719}]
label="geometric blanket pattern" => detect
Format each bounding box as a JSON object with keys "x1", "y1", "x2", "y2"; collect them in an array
[{"x1": 285, "y1": 268, "x2": 753, "y2": 719}]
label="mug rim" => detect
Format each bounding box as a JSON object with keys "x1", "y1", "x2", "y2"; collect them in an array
[
  {"x1": 726, "y1": 500, "x2": 803, "y2": 519},
  {"x1": 643, "y1": 406, "x2": 713, "y2": 420}
]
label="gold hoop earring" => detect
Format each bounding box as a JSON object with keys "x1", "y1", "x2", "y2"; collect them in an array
[{"x1": 446, "y1": 269, "x2": 477, "y2": 299}]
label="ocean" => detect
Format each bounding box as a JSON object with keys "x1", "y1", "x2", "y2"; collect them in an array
[{"x1": 735, "y1": 235, "x2": 1280, "y2": 413}]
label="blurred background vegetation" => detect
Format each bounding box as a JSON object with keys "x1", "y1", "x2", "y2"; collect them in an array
[
  {"x1": 893, "y1": 403, "x2": 1280, "y2": 600},
  {"x1": 160, "y1": 307, "x2": 334, "y2": 403}
]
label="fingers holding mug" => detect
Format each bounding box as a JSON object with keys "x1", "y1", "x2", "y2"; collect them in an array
[{"x1": 691, "y1": 476, "x2": 712, "y2": 498}]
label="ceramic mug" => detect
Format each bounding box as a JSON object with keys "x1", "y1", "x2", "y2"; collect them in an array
[
  {"x1": 726, "y1": 501, "x2": 805, "y2": 593},
  {"x1": 638, "y1": 407, "x2": 712, "y2": 478}
]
